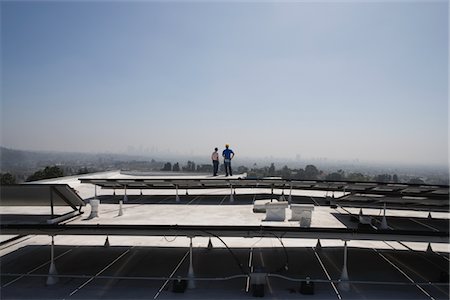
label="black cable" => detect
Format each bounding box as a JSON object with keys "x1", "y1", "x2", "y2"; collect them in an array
[
  {"x1": 203, "y1": 231, "x2": 249, "y2": 275},
  {"x1": 269, "y1": 232, "x2": 289, "y2": 273}
]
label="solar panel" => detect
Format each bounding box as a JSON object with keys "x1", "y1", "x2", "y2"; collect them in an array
[{"x1": 0, "y1": 184, "x2": 85, "y2": 209}]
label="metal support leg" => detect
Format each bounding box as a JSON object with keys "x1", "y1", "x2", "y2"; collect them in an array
[
  {"x1": 288, "y1": 183, "x2": 292, "y2": 203},
  {"x1": 50, "y1": 188, "x2": 54, "y2": 219},
  {"x1": 279, "y1": 190, "x2": 285, "y2": 202},
  {"x1": 123, "y1": 185, "x2": 128, "y2": 202},
  {"x1": 117, "y1": 185, "x2": 126, "y2": 216},
  {"x1": 339, "y1": 241, "x2": 350, "y2": 292},
  {"x1": 118, "y1": 200, "x2": 123, "y2": 216},
  {"x1": 188, "y1": 237, "x2": 195, "y2": 289},
  {"x1": 46, "y1": 236, "x2": 59, "y2": 285},
  {"x1": 380, "y1": 203, "x2": 388, "y2": 229},
  {"x1": 176, "y1": 185, "x2": 180, "y2": 202},
  {"x1": 229, "y1": 184, "x2": 234, "y2": 203}
]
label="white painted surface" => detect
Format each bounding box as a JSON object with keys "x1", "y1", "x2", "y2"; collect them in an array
[{"x1": 264, "y1": 202, "x2": 289, "y2": 221}]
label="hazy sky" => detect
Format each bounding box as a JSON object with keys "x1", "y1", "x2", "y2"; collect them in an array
[{"x1": 1, "y1": 1, "x2": 448, "y2": 166}]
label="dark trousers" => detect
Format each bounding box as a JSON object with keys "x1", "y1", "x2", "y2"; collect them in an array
[
  {"x1": 224, "y1": 161, "x2": 232, "y2": 176},
  {"x1": 212, "y1": 160, "x2": 219, "y2": 176}
]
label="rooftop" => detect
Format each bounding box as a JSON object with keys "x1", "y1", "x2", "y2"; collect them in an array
[{"x1": 1, "y1": 171, "x2": 449, "y2": 299}]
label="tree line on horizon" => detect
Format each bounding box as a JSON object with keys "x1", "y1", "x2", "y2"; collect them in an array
[{"x1": 158, "y1": 161, "x2": 409, "y2": 183}]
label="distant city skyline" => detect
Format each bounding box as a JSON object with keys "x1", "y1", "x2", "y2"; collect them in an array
[{"x1": 1, "y1": 1, "x2": 448, "y2": 166}]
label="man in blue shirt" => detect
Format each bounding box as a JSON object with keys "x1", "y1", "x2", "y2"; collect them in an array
[{"x1": 222, "y1": 144, "x2": 235, "y2": 177}]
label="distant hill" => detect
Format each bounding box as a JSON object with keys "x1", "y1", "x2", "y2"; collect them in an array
[
  {"x1": 0, "y1": 147, "x2": 113, "y2": 172},
  {"x1": 0, "y1": 147, "x2": 169, "y2": 175},
  {"x1": 1, "y1": 147, "x2": 47, "y2": 170}
]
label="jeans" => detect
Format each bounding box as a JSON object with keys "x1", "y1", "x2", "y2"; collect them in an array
[
  {"x1": 224, "y1": 160, "x2": 232, "y2": 176},
  {"x1": 212, "y1": 160, "x2": 219, "y2": 176}
]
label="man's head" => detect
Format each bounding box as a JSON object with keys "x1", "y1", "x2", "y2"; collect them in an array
[
  {"x1": 225, "y1": 144, "x2": 229, "y2": 149},
  {"x1": 214, "y1": 147, "x2": 218, "y2": 151}
]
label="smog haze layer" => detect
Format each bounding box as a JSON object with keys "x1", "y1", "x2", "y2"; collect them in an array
[{"x1": 1, "y1": 1, "x2": 448, "y2": 167}]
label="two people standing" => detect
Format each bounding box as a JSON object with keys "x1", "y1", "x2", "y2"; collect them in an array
[{"x1": 211, "y1": 144, "x2": 235, "y2": 176}]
